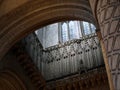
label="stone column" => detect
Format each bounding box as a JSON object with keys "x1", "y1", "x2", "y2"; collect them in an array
[
  {"x1": 97, "y1": 31, "x2": 114, "y2": 90},
  {"x1": 89, "y1": 0, "x2": 120, "y2": 90}
]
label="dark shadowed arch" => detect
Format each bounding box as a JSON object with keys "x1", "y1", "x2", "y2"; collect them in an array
[{"x1": 0, "y1": 70, "x2": 26, "y2": 90}]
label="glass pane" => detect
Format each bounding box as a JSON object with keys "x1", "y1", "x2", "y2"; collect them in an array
[
  {"x1": 83, "y1": 21, "x2": 91, "y2": 35},
  {"x1": 90, "y1": 24, "x2": 96, "y2": 33},
  {"x1": 69, "y1": 21, "x2": 74, "y2": 39},
  {"x1": 77, "y1": 21, "x2": 82, "y2": 37},
  {"x1": 45, "y1": 23, "x2": 59, "y2": 47},
  {"x1": 62, "y1": 23, "x2": 68, "y2": 42},
  {"x1": 69, "y1": 21, "x2": 79, "y2": 40}
]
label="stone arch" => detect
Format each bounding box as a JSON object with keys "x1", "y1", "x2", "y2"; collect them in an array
[
  {"x1": 0, "y1": 0, "x2": 97, "y2": 60},
  {"x1": 0, "y1": 70, "x2": 26, "y2": 90}
]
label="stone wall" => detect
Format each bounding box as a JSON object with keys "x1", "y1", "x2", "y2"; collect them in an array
[
  {"x1": 46, "y1": 67, "x2": 109, "y2": 90},
  {"x1": 22, "y1": 33, "x2": 104, "y2": 80}
]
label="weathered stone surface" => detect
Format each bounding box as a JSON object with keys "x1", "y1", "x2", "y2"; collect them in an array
[{"x1": 89, "y1": 0, "x2": 120, "y2": 89}]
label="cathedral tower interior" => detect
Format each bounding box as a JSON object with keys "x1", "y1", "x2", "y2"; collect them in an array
[{"x1": 0, "y1": 0, "x2": 119, "y2": 90}]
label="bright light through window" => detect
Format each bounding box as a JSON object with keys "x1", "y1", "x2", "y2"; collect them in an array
[
  {"x1": 35, "y1": 21, "x2": 96, "y2": 48},
  {"x1": 83, "y1": 21, "x2": 91, "y2": 35},
  {"x1": 62, "y1": 23, "x2": 68, "y2": 42}
]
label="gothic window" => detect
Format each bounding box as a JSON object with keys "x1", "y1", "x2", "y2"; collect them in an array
[
  {"x1": 69, "y1": 21, "x2": 74, "y2": 40},
  {"x1": 83, "y1": 21, "x2": 91, "y2": 35},
  {"x1": 90, "y1": 24, "x2": 96, "y2": 33},
  {"x1": 69, "y1": 21, "x2": 79, "y2": 40},
  {"x1": 78, "y1": 21, "x2": 82, "y2": 37},
  {"x1": 35, "y1": 21, "x2": 96, "y2": 46},
  {"x1": 62, "y1": 22, "x2": 69, "y2": 42},
  {"x1": 61, "y1": 21, "x2": 96, "y2": 43}
]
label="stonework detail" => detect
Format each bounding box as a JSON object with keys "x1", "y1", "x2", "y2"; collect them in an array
[
  {"x1": 95, "y1": 0, "x2": 120, "y2": 89},
  {"x1": 12, "y1": 43, "x2": 46, "y2": 90},
  {"x1": 22, "y1": 33, "x2": 104, "y2": 81},
  {"x1": 0, "y1": 70, "x2": 26, "y2": 90},
  {"x1": 46, "y1": 67, "x2": 109, "y2": 90}
]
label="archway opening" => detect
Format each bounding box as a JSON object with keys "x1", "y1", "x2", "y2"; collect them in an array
[
  {"x1": 0, "y1": 0, "x2": 110, "y2": 89},
  {"x1": 21, "y1": 20, "x2": 105, "y2": 81}
]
